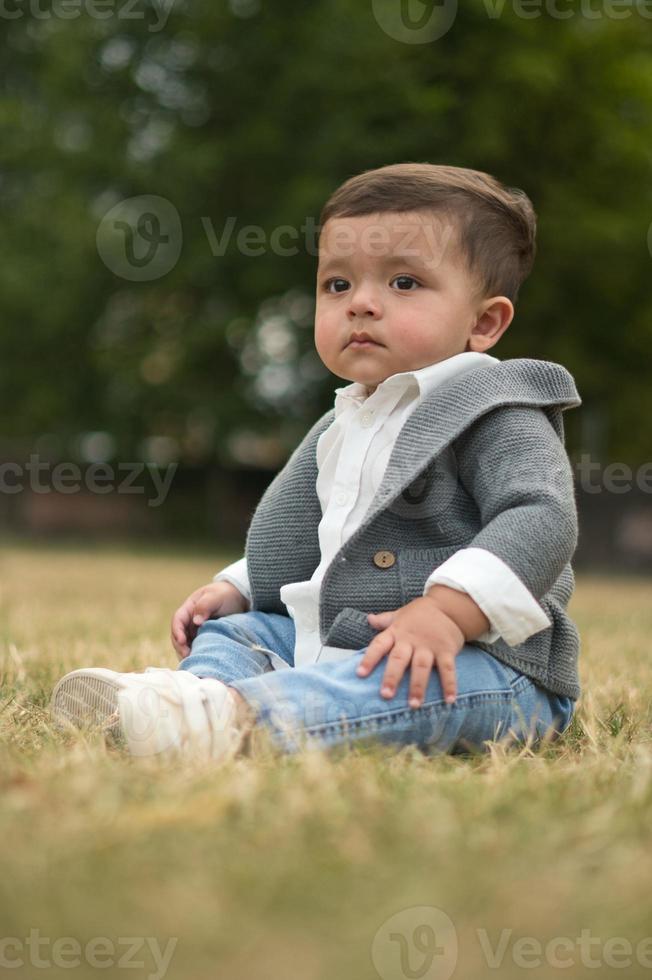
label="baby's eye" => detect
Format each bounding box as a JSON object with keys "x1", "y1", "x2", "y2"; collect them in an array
[
  {"x1": 323, "y1": 275, "x2": 420, "y2": 294},
  {"x1": 323, "y1": 278, "x2": 349, "y2": 294},
  {"x1": 391, "y1": 275, "x2": 419, "y2": 291}
]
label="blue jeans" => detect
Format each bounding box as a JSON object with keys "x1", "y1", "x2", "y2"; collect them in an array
[{"x1": 178, "y1": 611, "x2": 575, "y2": 756}]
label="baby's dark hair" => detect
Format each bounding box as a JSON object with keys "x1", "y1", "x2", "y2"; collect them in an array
[{"x1": 318, "y1": 162, "x2": 537, "y2": 304}]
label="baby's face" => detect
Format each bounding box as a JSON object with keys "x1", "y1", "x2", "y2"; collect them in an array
[{"x1": 315, "y1": 210, "x2": 495, "y2": 394}]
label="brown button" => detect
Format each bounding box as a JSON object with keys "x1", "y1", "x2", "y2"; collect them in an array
[{"x1": 373, "y1": 550, "x2": 396, "y2": 569}]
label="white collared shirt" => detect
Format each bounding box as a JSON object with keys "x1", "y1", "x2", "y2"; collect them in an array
[{"x1": 215, "y1": 351, "x2": 551, "y2": 670}]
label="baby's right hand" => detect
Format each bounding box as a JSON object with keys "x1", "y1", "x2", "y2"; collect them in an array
[{"x1": 171, "y1": 581, "x2": 250, "y2": 660}]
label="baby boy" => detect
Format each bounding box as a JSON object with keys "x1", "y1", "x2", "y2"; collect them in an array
[{"x1": 51, "y1": 162, "x2": 581, "y2": 761}]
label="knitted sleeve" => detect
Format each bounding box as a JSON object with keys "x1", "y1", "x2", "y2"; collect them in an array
[{"x1": 453, "y1": 404, "x2": 578, "y2": 601}]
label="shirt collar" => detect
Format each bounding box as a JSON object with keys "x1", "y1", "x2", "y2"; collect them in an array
[{"x1": 333, "y1": 351, "x2": 500, "y2": 416}]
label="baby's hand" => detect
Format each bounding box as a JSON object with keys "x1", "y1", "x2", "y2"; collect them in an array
[
  {"x1": 171, "y1": 581, "x2": 249, "y2": 660},
  {"x1": 356, "y1": 597, "x2": 465, "y2": 708}
]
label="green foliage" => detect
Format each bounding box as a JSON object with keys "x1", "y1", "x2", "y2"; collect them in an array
[{"x1": 1, "y1": 3, "x2": 651, "y2": 463}]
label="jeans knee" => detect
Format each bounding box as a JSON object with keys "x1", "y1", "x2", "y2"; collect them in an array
[{"x1": 196, "y1": 614, "x2": 253, "y2": 645}]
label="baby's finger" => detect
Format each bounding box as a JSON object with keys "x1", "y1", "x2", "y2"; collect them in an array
[
  {"x1": 368, "y1": 611, "x2": 394, "y2": 628},
  {"x1": 356, "y1": 629, "x2": 395, "y2": 677},
  {"x1": 192, "y1": 590, "x2": 217, "y2": 625},
  {"x1": 436, "y1": 653, "x2": 457, "y2": 705},
  {"x1": 408, "y1": 649, "x2": 434, "y2": 709},
  {"x1": 172, "y1": 607, "x2": 193, "y2": 642},
  {"x1": 170, "y1": 615, "x2": 188, "y2": 645},
  {"x1": 379, "y1": 643, "x2": 413, "y2": 698},
  {"x1": 170, "y1": 617, "x2": 183, "y2": 646},
  {"x1": 172, "y1": 628, "x2": 190, "y2": 656},
  {"x1": 173, "y1": 597, "x2": 195, "y2": 626},
  {"x1": 170, "y1": 637, "x2": 186, "y2": 660}
]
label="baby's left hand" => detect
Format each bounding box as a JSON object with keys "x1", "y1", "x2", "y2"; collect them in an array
[{"x1": 357, "y1": 597, "x2": 466, "y2": 708}]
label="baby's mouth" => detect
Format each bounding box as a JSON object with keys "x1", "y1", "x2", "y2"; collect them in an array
[{"x1": 344, "y1": 333, "x2": 383, "y2": 349}]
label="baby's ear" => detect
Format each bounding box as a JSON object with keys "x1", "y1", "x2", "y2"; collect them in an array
[{"x1": 468, "y1": 296, "x2": 513, "y2": 352}]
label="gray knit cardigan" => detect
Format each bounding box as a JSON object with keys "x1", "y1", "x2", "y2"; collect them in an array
[{"x1": 245, "y1": 358, "x2": 582, "y2": 699}]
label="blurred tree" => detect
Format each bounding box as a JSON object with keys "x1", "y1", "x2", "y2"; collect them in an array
[{"x1": 1, "y1": 0, "x2": 651, "y2": 466}]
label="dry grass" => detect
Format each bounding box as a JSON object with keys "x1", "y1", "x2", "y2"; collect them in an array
[{"x1": 1, "y1": 540, "x2": 652, "y2": 980}]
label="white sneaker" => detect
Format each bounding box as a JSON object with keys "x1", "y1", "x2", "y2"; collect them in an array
[{"x1": 50, "y1": 666, "x2": 244, "y2": 763}]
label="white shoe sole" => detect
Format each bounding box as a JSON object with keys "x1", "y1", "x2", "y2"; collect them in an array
[{"x1": 50, "y1": 667, "x2": 124, "y2": 735}]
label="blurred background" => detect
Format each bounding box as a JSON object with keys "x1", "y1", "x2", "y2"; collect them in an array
[{"x1": 1, "y1": 0, "x2": 651, "y2": 570}]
